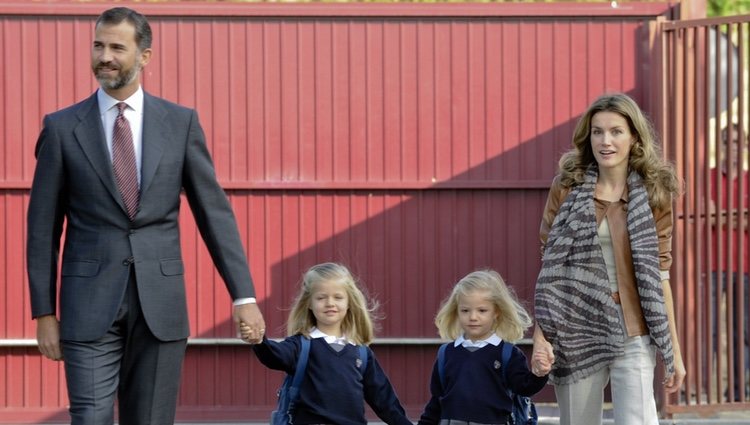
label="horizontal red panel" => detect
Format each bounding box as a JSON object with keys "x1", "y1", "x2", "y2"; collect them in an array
[
  {"x1": 0, "y1": 1, "x2": 675, "y2": 18},
  {"x1": 2, "y1": 14, "x2": 656, "y2": 187}
]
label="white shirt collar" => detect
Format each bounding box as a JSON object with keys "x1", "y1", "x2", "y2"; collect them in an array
[
  {"x1": 97, "y1": 86, "x2": 144, "y2": 114},
  {"x1": 309, "y1": 327, "x2": 355, "y2": 345},
  {"x1": 454, "y1": 333, "x2": 502, "y2": 348}
]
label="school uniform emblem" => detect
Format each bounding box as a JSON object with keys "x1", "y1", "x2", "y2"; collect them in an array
[
  {"x1": 356, "y1": 358, "x2": 363, "y2": 368},
  {"x1": 494, "y1": 360, "x2": 501, "y2": 370}
]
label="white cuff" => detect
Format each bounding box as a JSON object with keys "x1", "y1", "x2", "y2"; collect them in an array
[{"x1": 233, "y1": 297, "x2": 257, "y2": 306}]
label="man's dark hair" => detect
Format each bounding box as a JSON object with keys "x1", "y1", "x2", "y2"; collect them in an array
[{"x1": 96, "y1": 7, "x2": 152, "y2": 52}]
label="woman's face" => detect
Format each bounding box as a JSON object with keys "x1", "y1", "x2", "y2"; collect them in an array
[
  {"x1": 590, "y1": 111, "x2": 635, "y2": 174},
  {"x1": 457, "y1": 289, "x2": 498, "y2": 342}
]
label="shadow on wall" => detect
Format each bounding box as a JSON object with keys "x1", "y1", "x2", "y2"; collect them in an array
[{"x1": 183, "y1": 90, "x2": 655, "y2": 418}]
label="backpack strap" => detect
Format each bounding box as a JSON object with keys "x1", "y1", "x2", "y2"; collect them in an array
[
  {"x1": 358, "y1": 345, "x2": 369, "y2": 372},
  {"x1": 288, "y1": 335, "x2": 311, "y2": 401},
  {"x1": 500, "y1": 340, "x2": 513, "y2": 382},
  {"x1": 436, "y1": 342, "x2": 449, "y2": 389},
  {"x1": 500, "y1": 340, "x2": 514, "y2": 397}
]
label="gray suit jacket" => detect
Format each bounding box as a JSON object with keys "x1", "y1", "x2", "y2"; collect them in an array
[{"x1": 27, "y1": 92, "x2": 255, "y2": 342}]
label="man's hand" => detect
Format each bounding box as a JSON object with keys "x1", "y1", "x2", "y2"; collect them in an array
[
  {"x1": 36, "y1": 315, "x2": 62, "y2": 360},
  {"x1": 234, "y1": 303, "x2": 265, "y2": 344}
]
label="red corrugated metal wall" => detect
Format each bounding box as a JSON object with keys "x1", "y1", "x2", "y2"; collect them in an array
[{"x1": 0, "y1": 2, "x2": 675, "y2": 422}]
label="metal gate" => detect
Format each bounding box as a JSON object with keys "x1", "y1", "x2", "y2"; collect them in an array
[{"x1": 658, "y1": 13, "x2": 750, "y2": 416}]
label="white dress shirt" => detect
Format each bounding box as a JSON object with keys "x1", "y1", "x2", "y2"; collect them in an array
[
  {"x1": 454, "y1": 333, "x2": 502, "y2": 349},
  {"x1": 97, "y1": 87, "x2": 144, "y2": 186},
  {"x1": 309, "y1": 327, "x2": 355, "y2": 345}
]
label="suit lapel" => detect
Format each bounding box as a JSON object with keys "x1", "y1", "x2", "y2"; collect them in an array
[
  {"x1": 73, "y1": 93, "x2": 126, "y2": 213},
  {"x1": 140, "y1": 93, "x2": 166, "y2": 197},
  {"x1": 73, "y1": 91, "x2": 168, "y2": 218}
]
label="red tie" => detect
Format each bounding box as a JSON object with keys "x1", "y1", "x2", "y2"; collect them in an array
[{"x1": 112, "y1": 102, "x2": 139, "y2": 220}]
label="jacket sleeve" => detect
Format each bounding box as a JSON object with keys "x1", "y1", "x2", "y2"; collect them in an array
[
  {"x1": 539, "y1": 175, "x2": 569, "y2": 257},
  {"x1": 180, "y1": 109, "x2": 255, "y2": 300},
  {"x1": 417, "y1": 357, "x2": 442, "y2": 425},
  {"x1": 362, "y1": 348, "x2": 413, "y2": 425},
  {"x1": 252, "y1": 335, "x2": 301, "y2": 374},
  {"x1": 505, "y1": 345, "x2": 548, "y2": 397},
  {"x1": 27, "y1": 116, "x2": 67, "y2": 318},
  {"x1": 653, "y1": 202, "x2": 674, "y2": 275}
]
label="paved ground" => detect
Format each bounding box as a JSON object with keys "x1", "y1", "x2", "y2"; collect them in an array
[
  {"x1": 171, "y1": 419, "x2": 750, "y2": 425},
  {"x1": 21, "y1": 415, "x2": 750, "y2": 424},
  {"x1": 27, "y1": 417, "x2": 750, "y2": 424},
  {"x1": 21, "y1": 405, "x2": 750, "y2": 425}
]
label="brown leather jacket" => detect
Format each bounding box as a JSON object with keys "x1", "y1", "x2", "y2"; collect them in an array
[{"x1": 539, "y1": 175, "x2": 673, "y2": 336}]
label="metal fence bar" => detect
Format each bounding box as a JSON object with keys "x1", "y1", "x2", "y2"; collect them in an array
[{"x1": 660, "y1": 14, "x2": 750, "y2": 416}]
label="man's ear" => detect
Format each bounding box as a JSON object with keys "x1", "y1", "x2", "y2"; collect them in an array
[{"x1": 139, "y1": 48, "x2": 153, "y2": 67}]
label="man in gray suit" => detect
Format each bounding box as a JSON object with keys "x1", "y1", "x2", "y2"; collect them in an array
[{"x1": 26, "y1": 7, "x2": 265, "y2": 424}]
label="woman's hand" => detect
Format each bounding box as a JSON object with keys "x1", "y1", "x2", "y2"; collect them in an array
[
  {"x1": 662, "y1": 279, "x2": 686, "y2": 394},
  {"x1": 664, "y1": 353, "x2": 686, "y2": 393},
  {"x1": 531, "y1": 349, "x2": 553, "y2": 376}
]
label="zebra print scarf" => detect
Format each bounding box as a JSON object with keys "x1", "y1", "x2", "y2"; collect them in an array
[{"x1": 534, "y1": 167, "x2": 675, "y2": 385}]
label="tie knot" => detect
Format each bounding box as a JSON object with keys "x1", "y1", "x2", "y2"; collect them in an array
[{"x1": 116, "y1": 102, "x2": 127, "y2": 114}]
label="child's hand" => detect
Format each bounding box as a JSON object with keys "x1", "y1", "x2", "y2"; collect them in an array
[
  {"x1": 531, "y1": 336, "x2": 555, "y2": 376},
  {"x1": 531, "y1": 350, "x2": 552, "y2": 376},
  {"x1": 239, "y1": 322, "x2": 258, "y2": 344}
]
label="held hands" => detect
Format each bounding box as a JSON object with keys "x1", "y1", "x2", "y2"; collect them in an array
[
  {"x1": 239, "y1": 321, "x2": 267, "y2": 345},
  {"x1": 36, "y1": 315, "x2": 63, "y2": 361},
  {"x1": 234, "y1": 303, "x2": 265, "y2": 344},
  {"x1": 531, "y1": 334, "x2": 555, "y2": 377},
  {"x1": 531, "y1": 349, "x2": 553, "y2": 377}
]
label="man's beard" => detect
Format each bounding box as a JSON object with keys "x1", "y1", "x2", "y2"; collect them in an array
[{"x1": 94, "y1": 61, "x2": 141, "y2": 90}]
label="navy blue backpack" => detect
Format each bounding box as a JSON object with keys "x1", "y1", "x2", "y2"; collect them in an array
[
  {"x1": 437, "y1": 341, "x2": 538, "y2": 425},
  {"x1": 271, "y1": 336, "x2": 369, "y2": 425}
]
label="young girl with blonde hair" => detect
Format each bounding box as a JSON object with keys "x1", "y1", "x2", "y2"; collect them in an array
[
  {"x1": 419, "y1": 269, "x2": 549, "y2": 425},
  {"x1": 243, "y1": 262, "x2": 412, "y2": 425}
]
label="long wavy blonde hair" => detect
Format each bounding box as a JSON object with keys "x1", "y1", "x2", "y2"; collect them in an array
[
  {"x1": 558, "y1": 93, "x2": 680, "y2": 209},
  {"x1": 434, "y1": 269, "x2": 532, "y2": 342},
  {"x1": 286, "y1": 262, "x2": 379, "y2": 345}
]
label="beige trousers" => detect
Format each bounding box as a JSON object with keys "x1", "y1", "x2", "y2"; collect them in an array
[{"x1": 554, "y1": 335, "x2": 658, "y2": 425}]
